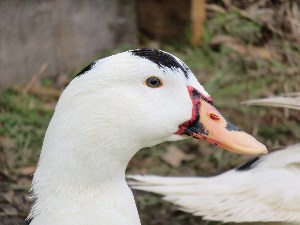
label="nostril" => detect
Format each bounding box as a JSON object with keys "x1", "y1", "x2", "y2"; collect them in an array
[{"x1": 209, "y1": 113, "x2": 220, "y2": 121}]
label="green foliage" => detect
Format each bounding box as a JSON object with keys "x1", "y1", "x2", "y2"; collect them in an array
[{"x1": 0, "y1": 89, "x2": 53, "y2": 168}]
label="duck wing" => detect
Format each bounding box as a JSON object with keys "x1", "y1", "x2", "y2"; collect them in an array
[{"x1": 129, "y1": 144, "x2": 300, "y2": 223}]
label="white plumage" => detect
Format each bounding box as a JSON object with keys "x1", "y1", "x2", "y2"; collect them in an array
[
  {"x1": 29, "y1": 49, "x2": 199, "y2": 225},
  {"x1": 28, "y1": 49, "x2": 266, "y2": 225},
  {"x1": 130, "y1": 144, "x2": 300, "y2": 224}
]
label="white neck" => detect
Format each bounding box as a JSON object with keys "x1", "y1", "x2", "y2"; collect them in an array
[
  {"x1": 29, "y1": 92, "x2": 142, "y2": 225},
  {"x1": 28, "y1": 54, "x2": 191, "y2": 225}
]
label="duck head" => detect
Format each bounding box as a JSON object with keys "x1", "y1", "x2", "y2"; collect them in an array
[
  {"x1": 66, "y1": 48, "x2": 266, "y2": 156},
  {"x1": 29, "y1": 49, "x2": 267, "y2": 224}
]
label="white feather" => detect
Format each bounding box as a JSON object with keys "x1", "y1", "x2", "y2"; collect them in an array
[
  {"x1": 129, "y1": 144, "x2": 300, "y2": 224},
  {"x1": 28, "y1": 50, "x2": 208, "y2": 225}
]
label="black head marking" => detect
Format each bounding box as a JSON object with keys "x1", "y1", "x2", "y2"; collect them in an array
[
  {"x1": 235, "y1": 156, "x2": 261, "y2": 171},
  {"x1": 75, "y1": 61, "x2": 96, "y2": 78},
  {"x1": 191, "y1": 88, "x2": 201, "y2": 99},
  {"x1": 131, "y1": 49, "x2": 190, "y2": 79}
]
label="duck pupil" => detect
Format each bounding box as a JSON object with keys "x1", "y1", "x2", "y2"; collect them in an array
[{"x1": 151, "y1": 79, "x2": 158, "y2": 85}]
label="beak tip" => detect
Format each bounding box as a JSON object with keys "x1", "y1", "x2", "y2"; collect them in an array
[
  {"x1": 261, "y1": 146, "x2": 268, "y2": 154},
  {"x1": 233, "y1": 132, "x2": 268, "y2": 155},
  {"x1": 248, "y1": 143, "x2": 268, "y2": 155},
  {"x1": 256, "y1": 141, "x2": 268, "y2": 154},
  {"x1": 226, "y1": 138, "x2": 268, "y2": 155}
]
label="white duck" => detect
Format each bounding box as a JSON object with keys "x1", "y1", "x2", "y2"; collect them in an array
[
  {"x1": 130, "y1": 143, "x2": 300, "y2": 224},
  {"x1": 28, "y1": 49, "x2": 267, "y2": 225}
]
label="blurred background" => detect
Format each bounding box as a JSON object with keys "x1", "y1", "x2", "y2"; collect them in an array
[{"x1": 0, "y1": 0, "x2": 299, "y2": 224}]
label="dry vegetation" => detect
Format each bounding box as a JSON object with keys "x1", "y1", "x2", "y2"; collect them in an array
[{"x1": 0, "y1": 1, "x2": 300, "y2": 225}]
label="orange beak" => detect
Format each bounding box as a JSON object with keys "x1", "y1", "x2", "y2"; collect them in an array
[{"x1": 176, "y1": 87, "x2": 267, "y2": 155}]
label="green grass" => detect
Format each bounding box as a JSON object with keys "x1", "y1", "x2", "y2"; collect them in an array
[{"x1": 0, "y1": 89, "x2": 53, "y2": 169}]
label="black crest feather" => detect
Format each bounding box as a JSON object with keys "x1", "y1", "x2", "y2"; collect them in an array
[
  {"x1": 131, "y1": 49, "x2": 190, "y2": 78},
  {"x1": 75, "y1": 61, "x2": 96, "y2": 78}
]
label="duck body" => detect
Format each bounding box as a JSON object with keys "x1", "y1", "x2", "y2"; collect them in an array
[
  {"x1": 130, "y1": 144, "x2": 300, "y2": 223},
  {"x1": 29, "y1": 49, "x2": 266, "y2": 225}
]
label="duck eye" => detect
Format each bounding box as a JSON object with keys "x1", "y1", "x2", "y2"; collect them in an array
[{"x1": 145, "y1": 76, "x2": 162, "y2": 88}]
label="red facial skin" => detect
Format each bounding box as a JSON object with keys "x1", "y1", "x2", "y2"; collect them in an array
[{"x1": 175, "y1": 86, "x2": 212, "y2": 137}]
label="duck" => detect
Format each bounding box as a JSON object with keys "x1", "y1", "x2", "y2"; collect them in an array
[
  {"x1": 28, "y1": 48, "x2": 267, "y2": 225},
  {"x1": 129, "y1": 143, "x2": 300, "y2": 224}
]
